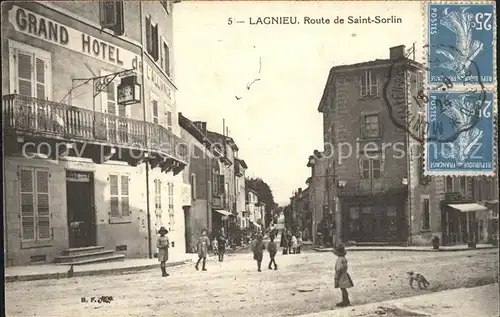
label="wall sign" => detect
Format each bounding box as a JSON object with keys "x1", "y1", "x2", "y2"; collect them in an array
[
  {"x1": 9, "y1": 5, "x2": 142, "y2": 71},
  {"x1": 145, "y1": 63, "x2": 174, "y2": 103}
]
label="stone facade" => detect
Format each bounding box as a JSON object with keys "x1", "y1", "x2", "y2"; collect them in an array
[{"x1": 2, "y1": 1, "x2": 189, "y2": 266}]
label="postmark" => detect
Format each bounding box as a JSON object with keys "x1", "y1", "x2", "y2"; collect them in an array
[
  {"x1": 425, "y1": 90, "x2": 496, "y2": 175},
  {"x1": 427, "y1": 3, "x2": 496, "y2": 85}
]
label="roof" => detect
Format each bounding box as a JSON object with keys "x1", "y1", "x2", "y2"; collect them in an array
[
  {"x1": 317, "y1": 57, "x2": 425, "y2": 113},
  {"x1": 206, "y1": 131, "x2": 239, "y2": 151},
  {"x1": 179, "y1": 113, "x2": 208, "y2": 146},
  {"x1": 235, "y1": 158, "x2": 248, "y2": 169}
]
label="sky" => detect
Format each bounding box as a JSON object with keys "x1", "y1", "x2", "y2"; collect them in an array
[{"x1": 174, "y1": 1, "x2": 423, "y2": 205}]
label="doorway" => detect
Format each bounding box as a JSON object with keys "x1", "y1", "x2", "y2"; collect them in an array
[{"x1": 66, "y1": 171, "x2": 96, "y2": 248}]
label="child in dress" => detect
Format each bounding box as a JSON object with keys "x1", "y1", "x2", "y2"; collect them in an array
[
  {"x1": 195, "y1": 229, "x2": 210, "y2": 271},
  {"x1": 333, "y1": 245, "x2": 354, "y2": 307},
  {"x1": 156, "y1": 227, "x2": 170, "y2": 277}
]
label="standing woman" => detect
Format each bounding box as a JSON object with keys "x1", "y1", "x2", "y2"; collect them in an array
[{"x1": 156, "y1": 227, "x2": 170, "y2": 277}]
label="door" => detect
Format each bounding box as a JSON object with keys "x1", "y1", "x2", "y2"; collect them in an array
[
  {"x1": 66, "y1": 171, "x2": 96, "y2": 248},
  {"x1": 359, "y1": 206, "x2": 373, "y2": 241}
]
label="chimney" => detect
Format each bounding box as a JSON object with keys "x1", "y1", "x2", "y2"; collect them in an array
[
  {"x1": 298, "y1": 187, "x2": 302, "y2": 193},
  {"x1": 389, "y1": 45, "x2": 406, "y2": 60},
  {"x1": 193, "y1": 121, "x2": 207, "y2": 135}
]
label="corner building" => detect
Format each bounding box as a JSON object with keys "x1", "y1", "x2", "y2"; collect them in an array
[{"x1": 2, "y1": 1, "x2": 190, "y2": 266}]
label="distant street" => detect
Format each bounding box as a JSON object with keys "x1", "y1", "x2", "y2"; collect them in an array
[{"x1": 5, "y1": 249, "x2": 499, "y2": 317}]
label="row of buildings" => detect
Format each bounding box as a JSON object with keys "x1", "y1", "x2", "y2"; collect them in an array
[
  {"x1": 288, "y1": 45, "x2": 499, "y2": 247},
  {"x1": 2, "y1": 1, "x2": 265, "y2": 266}
]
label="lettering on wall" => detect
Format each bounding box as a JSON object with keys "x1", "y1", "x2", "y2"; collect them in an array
[
  {"x1": 9, "y1": 5, "x2": 140, "y2": 70},
  {"x1": 145, "y1": 63, "x2": 174, "y2": 102}
]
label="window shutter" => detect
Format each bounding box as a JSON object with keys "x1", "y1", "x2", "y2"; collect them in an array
[
  {"x1": 164, "y1": 42, "x2": 170, "y2": 76},
  {"x1": 35, "y1": 58, "x2": 46, "y2": 100},
  {"x1": 110, "y1": 175, "x2": 119, "y2": 218},
  {"x1": 152, "y1": 100, "x2": 158, "y2": 123},
  {"x1": 145, "y1": 16, "x2": 152, "y2": 54},
  {"x1": 36, "y1": 170, "x2": 50, "y2": 239},
  {"x1": 152, "y1": 24, "x2": 159, "y2": 61},
  {"x1": 166, "y1": 110, "x2": 172, "y2": 131},
  {"x1": 360, "y1": 115, "x2": 365, "y2": 138},
  {"x1": 114, "y1": 0, "x2": 125, "y2": 35},
  {"x1": 20, "y1": 169, "x2": 35, "y2": 241},
  {"x1": 218, "y1": 175, "x2": 225, "y2": 193},
  {"x1": 121, "y1": 175, "x2": 130, "y2": 217},
  {"x1": 18, "y1": 52, "x2": 33, "y2": 97}
]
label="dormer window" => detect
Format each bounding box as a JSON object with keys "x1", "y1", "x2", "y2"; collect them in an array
[{"x1": 99, "y1": 1, "x2": 125, "y2": 35}]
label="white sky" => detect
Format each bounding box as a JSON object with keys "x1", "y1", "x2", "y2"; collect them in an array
[{"x1": 174, "y1": 1, "x2": 423, "y2": 205}]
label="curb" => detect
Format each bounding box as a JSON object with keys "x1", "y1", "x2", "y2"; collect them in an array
[
  {"x1": 313, "y1": 246, "x2": 498, "y2": 253},
  {"x1": 5, "y1": 259, "x2": 193, "y2": 283}
]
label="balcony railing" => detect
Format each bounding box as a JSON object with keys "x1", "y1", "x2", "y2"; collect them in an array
[{"x1": 3, "y1": 94, "x2": 187, "y2": 162}]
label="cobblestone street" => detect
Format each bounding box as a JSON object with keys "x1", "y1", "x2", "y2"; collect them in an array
[{"x1": 5, "y1": 249, "x2": 499, "y2": 317}]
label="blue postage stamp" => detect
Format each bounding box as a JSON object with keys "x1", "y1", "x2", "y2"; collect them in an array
[
  {"x1": 428, "y1": 3, "x2": 495, "y2": 85},
  {"x1": 426, "y1": 91, "x2": 495, "y2": 174}
]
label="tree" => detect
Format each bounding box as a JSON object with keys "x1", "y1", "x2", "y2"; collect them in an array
[{"x1": 245, "y1": 177, "x2": 276, "y2": 228}]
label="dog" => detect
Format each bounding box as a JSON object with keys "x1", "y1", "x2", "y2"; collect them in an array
[{"x1": 407, "y1": 271, "x2": 430, "y2": 289}]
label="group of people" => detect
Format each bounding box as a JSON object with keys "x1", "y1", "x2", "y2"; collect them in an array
[
  {"x1": 156, "y1": 226, "x2": 353, "y2": 307},
  {"x1": 280, "y1": 229, "x2": 303, "y2": 254}
]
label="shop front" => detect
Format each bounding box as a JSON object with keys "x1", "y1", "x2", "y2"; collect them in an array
[{"x1": 441, "y1": 201, "x2": 490, "y2": 246}]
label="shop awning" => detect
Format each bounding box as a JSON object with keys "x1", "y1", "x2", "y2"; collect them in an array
[
  {"x1": 249, "y1": 220, "x2": 261, "y2": 229},
  {"x1": 447, "y1": 203, "x2": 488, "y2": 213},
  {"x1": 214, "y1": 209, "x2": 232, "y2": 217}
]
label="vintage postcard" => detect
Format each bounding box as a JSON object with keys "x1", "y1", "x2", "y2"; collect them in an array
[{"x1": 2, "y1": 1, "x2": 498, "y2": 317}]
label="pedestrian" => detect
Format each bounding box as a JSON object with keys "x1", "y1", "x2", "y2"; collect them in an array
[
  {"x1": 156, "y1": 226, "x2": 170, "y2": 277},
  {"x1": 217, "y1": 228, "x2": 227, "y2": 262},
  {"x1": 291, "y1": 235, "x2": 298, "y2": 254},
  {"x1": 296, "y1": 230, "x2": 303, "y2": 254},
  {"x1": 332, "y1": 245, "x2": 354, "y2": 307},
  {"x1": 251, "y1": 233, "x2": 266, "y2": 272},
  {"x1": 195, "y1": 229, "x2": 210, "y2": 271},
  {"x1": 286, "y1": 230, "x2": 293, "y2": 254},
  {"x1": 280, "y1": 230, "x2": 288, "y2": 255},
  {"x1": 212, "y1": 236, "x2": 218, "y2": 257},
  {"x1": 267, "y1": 234, "x2": 278, "y2": 270}
]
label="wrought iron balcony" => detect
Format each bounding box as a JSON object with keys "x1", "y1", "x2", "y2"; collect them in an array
[{"x1": 3, "y1": 94, "x2": 187, "y2": 166}]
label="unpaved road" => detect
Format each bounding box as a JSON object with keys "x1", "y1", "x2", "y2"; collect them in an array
[{"x1": 5, "y1": 249, "x2": 498, "y2": 317}]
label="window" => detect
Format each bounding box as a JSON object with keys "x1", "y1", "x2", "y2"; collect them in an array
[
  {"x1": 167, "y1": 182, "x2": 175, "y2": 230},
  {"x1": 479, "y1": 220, "x2": 484, "y2": 240},
  {"x1": 9, "y1": 41, "x2": 51, "y2": 99},
  {"x1": 109, "y1": 174, "x2": 130, "y2": 223},
  {"x1": 19, "y1": 168, "x2": 50, "y2": 241},
  {"x1": 362, "y1": 114, "x2": 380, "y2": 138},
  {"x1": 161, "y1": 41, "x2": 171, "y2": 77},
  {"x1": 212, "y1": 171, "x2": 219, "y2": 195},
  {"x1": 99, "y1": 1, "x2": 124, "y2": 35},
  {"x1": 360, "y1": 158, "x2": 382, "y2": 179},
  {"x1": 165, "y1": 105, "x2": 172, "y2": 131},
  {"x1": 190, "y1": 174, "x2": 197, "y2": 200},
  {"x1": 445, "y1": 176, "x2": 453, "y2": 192},
  {"x1": 154, "y1": 179, "x2": 162, "y2": 232},
  {"x1": 154, "y1": 179, "x2": 162, "y2": 209},
  {"x1": 359, "y1": 70, "x2": 379, "y2": 97},
  {"x1": 152, "y1": 100, "x2": 159, "y2": 124},
  {"x1": 145, "y1": 16, "x2": 159, "y2": 61},
  {"x1": 421, "y1": 198, "x2": 430, "y2": 231}
]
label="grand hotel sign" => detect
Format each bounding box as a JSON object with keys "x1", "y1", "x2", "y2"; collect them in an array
[{"x1": 9, "y1": 5, "x2": 141, "y2": 71}]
